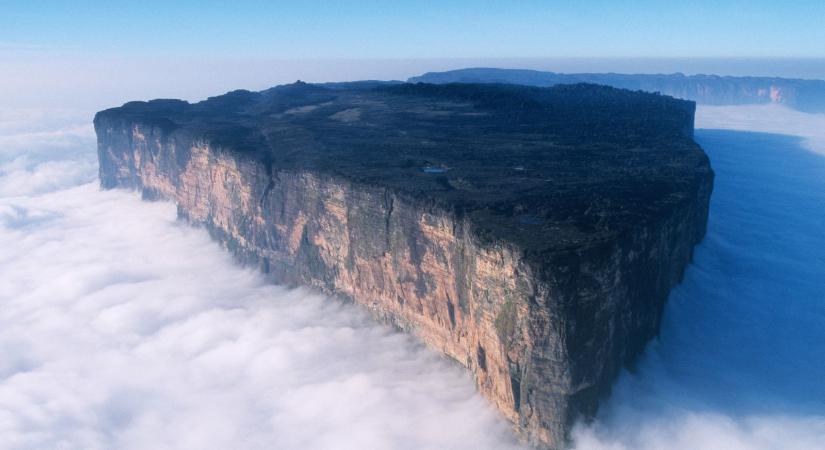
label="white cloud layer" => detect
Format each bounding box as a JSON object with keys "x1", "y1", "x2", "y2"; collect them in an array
[
  {"x1": 0, "y1": 110, "x2": 521, "y2": 449},
  {"x1": 572, "y1": 105, "x2": 825, "y2": 449},
  {"x1": 696, "y1": 104, "x2": 825, "y2": 155}
]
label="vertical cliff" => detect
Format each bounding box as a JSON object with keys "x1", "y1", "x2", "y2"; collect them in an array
[{"x1": 95, "y1": 82, "x2": 713, "y2": 449}]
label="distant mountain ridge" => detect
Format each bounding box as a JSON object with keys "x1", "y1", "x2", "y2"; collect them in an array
[
  {"x1": 409, "y1": 68, "x2": 825, "y2": 113},
  {"x1": 95, "y1": 81, "x2": 712, "y2": 449}
]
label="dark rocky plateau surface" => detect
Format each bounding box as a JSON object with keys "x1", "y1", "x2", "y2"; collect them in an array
[
  {"x1": 411, "y1": 67, "x2": 825, "y2": 113},
  {"x1": 95, "y1": 81, "x2": 713, "y2": 449}
]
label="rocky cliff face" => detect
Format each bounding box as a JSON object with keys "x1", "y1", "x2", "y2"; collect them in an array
[{"x1": 95, "y1": 82, "x2": 713, "y2": 449}]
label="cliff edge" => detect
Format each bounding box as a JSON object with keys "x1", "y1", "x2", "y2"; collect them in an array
[{"x1": 94, "y1": 82, "x2": 713, "y2": 449}]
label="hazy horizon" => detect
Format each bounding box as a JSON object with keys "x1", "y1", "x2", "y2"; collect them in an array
[{"x1": 5, "y1": 55, "x2": 825, "y2": 112}]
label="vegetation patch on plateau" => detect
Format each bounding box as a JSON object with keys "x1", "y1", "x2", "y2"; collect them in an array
[{"x1": 94, "y1": 80, "x2": 709, "y2": 263}]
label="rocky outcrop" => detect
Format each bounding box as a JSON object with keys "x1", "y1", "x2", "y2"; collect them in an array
[
  {"x1": 410, "y1": 68, "x2": 825, "y2": 113},
  {"x1": 95, "y1": 82, "x2": 713, "y2": 449}
]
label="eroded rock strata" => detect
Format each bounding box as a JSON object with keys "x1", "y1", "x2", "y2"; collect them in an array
[{"x1": 95, "y1": 82, "x2": 713, "y2": 449}]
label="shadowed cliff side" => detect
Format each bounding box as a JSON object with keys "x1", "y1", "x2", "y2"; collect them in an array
[{"x1": 94, "y1": 82, "x2": 713, "y2": 449}]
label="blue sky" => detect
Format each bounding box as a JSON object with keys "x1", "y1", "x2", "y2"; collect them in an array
[
  {"x1": 3, "y1": 1, "x2": 825, "y2": 108},
  {"x1": 2, "y1": 0, "x2": 825, "y2": 58}
]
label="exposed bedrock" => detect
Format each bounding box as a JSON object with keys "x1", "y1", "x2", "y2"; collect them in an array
[{"x1": 95, "y1": 82, "x2": 713, "y2": 449}]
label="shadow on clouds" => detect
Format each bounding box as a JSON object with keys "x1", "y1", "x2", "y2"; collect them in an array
[{"x1": 573, "y1": 113, "x2": 825, "y2": 449}]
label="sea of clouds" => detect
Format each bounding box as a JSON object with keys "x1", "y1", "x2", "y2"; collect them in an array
[
  {"x1": 1, "y1": 104, "x2": 824, "y2": 450},
  {"x1": 0, "y1": 109, "x2": 520, "y2": 449}
]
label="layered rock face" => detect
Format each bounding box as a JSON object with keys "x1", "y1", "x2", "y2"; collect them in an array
[
  {"x1": 410, "y1": 68, "x2": 825, "y2": 113},
  {"x1": 95, "y1": 82, "x2": 713, "y2": 449}
]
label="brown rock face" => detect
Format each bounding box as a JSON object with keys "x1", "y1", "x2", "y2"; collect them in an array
[{"x1": 94, "y1": 82, "x2": 713, "y2": 449}]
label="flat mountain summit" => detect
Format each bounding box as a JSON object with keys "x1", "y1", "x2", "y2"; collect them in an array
[{"x1": 98, "y1": 81, "x2": 709, "y2": 259}]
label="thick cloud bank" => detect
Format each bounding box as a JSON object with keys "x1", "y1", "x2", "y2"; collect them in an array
[
  {"x1": 0, "y1": 110, "x2": 521, "y2": 449},
  {"x1": 572, "y1": 106, "x2": 825, "y2": 449}
]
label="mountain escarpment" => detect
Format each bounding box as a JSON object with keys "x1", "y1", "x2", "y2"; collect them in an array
[{"x1": 95, "y1": 82, "x2": 713, "y2": 449}]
